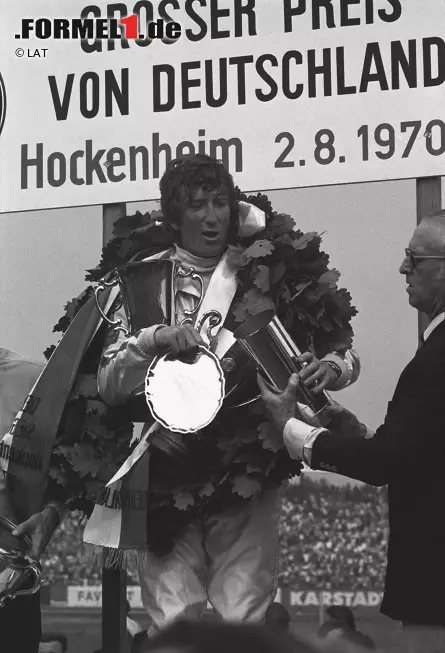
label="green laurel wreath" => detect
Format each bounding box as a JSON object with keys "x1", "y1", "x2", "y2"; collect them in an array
[{"x1": 45, "y1": 189, "x2": 357, "y2": 553}]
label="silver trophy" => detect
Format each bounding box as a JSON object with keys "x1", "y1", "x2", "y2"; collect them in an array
[
  {"x1": 233, "y1": 310, "x2": 332, "y2": 427},
  {"x1": 0, "y1": 516, "x2": 43, "y2": 607}
]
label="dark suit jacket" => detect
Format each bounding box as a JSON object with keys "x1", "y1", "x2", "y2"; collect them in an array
[{"x1": 311, "y1": 318, "x2": 445, "y2": 625}]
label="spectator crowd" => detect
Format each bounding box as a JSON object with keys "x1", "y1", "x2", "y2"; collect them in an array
[
  {"x1": 42, "y1": 477, "x2": 388, "y2": 590},
  {"x1": 278, "y1": 477, "x2": 388, "y2": 590}
]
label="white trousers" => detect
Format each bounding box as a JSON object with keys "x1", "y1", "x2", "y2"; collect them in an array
[{"x1": 138, "y1": 487, "x2": 283, "y2": 631}]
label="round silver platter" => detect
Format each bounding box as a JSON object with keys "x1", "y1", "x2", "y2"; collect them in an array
[{"x1": 145, "y1": 345, "x2": 226, "y2": 434}]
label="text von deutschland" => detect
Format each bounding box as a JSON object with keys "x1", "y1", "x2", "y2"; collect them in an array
[{"x1": 20, "y1": 36, "x2": 445, "y2": 190}]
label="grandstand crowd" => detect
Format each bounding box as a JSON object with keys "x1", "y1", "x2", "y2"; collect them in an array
[
  {"x1": 42, "y1": 477, "x2": 388, "y2": 590},
  {"x1": 278, "y1": 477, "x2": 388, "y2": 590}
]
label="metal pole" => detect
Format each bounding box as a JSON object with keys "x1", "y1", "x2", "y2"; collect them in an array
[
  {"x1": 103, "y1": 202, "x2": 126, "y2": 244},
  {"x1": 415, "y1": 177, "x2": 442, "y2": 336},
  {"x1": 318, "y1": 591, "x2": 324, "y2": 628},
  {"x1": 101, "y1": 202, "x2": 129, "y2": 653}
]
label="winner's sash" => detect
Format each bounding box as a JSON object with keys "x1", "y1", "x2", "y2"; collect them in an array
[{"x1": 0, "y1": 284, "x2": 119, "y2": 523}]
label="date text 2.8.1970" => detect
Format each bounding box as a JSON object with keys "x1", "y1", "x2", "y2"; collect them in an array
[{"x1": 274, "y1": 119, "x2": 445, "y2": 168}]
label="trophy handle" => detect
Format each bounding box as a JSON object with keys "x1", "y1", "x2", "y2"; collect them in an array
[
  {"x1": 0, "y1": 516, "x2": 44, "y2": 606},
  {"x1": 175, "y1": 266, "x2": 205, "y2": 323},
  {"x1": 0, "y1": 561, "x2": 44, "y2": 607},
  {"x1": 195, "y1": 311, "x2": 223, "y2": 352},
  {"x1": 95, "y1": 280, "x2": 128, "y2": 335},
  {"x1": 14, "y1": 560, "x2": 44, "y2": 599}
]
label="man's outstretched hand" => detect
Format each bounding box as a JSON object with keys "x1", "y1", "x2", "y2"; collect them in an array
[
  {"x1": 258, "y1": 372, "x2": 369, "y2": 439},
  {"x1": 12, "y1": 506, "x2": 60, "y2": 559},
  {"x1": 257, "y1": 372, "x2": 300, "y2": 433}
]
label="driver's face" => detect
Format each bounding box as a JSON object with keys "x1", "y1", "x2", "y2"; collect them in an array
[{"x1": 174, "y1": 186, "x2": 231, "y2": 258}]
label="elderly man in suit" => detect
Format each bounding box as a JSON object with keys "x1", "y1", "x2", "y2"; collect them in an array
[{"x1": 258, "y1": 211, "x2": 445, "y2": 653}]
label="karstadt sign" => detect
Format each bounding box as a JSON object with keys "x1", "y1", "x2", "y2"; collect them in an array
[
  {"x1": 287, "y1": 590, "x2": 383, "y2": 608},
  {"x1": 1, "y1": 0, "x2": 444, "y2": 214}
]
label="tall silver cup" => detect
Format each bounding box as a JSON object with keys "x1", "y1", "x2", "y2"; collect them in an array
[
  {"x1": 0, "y1": 516, "x2": 43, "y2": 607},
  {"x1": 233, "y1": 310, "x2": 332, "y2": 427}
]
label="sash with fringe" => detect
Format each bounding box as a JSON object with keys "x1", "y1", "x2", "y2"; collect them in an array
[{"x1": 0, "y1": 284, "x2": 120, "y2": 523}]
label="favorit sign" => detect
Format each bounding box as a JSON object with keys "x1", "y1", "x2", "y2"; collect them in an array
[
  {"x1": 67, "y1": 585, "x2": 143, "y2": 608},
  {"x1": 1, "y1": 0, "x2": 445, "y2": 213}
]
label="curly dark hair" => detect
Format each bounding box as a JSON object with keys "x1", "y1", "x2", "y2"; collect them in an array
[{"x1": 159, "y1": 153, "x2": 239, "y2": 245}]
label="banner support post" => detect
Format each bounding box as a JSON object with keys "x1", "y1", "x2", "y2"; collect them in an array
[
  {"x1": 318, "y1": 590, "x2": 324, "y2": 627},
  {"x1": 101, "y1": 201, "x2": 129, "y2": 653},
  {"x1": 416, "y1": 177, "x2": 442, "y2": 337}
]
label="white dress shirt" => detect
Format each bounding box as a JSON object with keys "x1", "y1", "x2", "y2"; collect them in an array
[{"x1": 422, "y1": 311, "x2": 445, "y2": 341}]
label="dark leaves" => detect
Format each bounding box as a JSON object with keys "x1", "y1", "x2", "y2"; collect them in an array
[
  {"x1": 53, "y1": 287, "x2": 94, "y2": 334},
  {"x1": 45, "y1": 191, "x2": 357, "y2": 523},
  {"x1": 232, "y1": 289, "x2": 275, "y2": 323}
]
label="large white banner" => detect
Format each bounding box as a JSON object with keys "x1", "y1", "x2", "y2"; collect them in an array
[{"x1": 1, "y1": 0, "x2": 444, "y2": 214}]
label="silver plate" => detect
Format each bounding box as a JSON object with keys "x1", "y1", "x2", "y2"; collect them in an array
[{"x1": 145, "y1": 346, "x2": 225, "y2": 433}]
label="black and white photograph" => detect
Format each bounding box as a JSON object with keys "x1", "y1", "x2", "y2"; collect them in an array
[{"x1": 1, "y1": 2, "x2": 444, "y2": 652}]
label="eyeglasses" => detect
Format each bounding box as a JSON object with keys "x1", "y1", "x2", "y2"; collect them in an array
[{"x1": 404, "y1": 248, "x2": 445, "y2": 268}]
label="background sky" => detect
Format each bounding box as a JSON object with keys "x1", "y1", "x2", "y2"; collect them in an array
[{"x1": 1, "y1": 178, "x2": 444, "y2": 433}]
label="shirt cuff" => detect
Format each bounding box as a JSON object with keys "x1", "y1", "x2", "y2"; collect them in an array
[
  {"x1": 364, "y1": 426, "x2": 376, "y2": 439},
  {"x1": 43, "y1": 501, "x2": 68, "y2": 525},
  {"x1": 283, "y1": 418, "x2": 328, "y2": 464},
  {"x1": 322, "y1": 349, "x2": 360, "y2": 390},
  {"x1": 302, "y1": 429, "x2": 322, "y2": 467}
]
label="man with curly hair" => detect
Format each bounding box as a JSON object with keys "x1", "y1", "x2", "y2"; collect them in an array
[{"x1": 85, "y1": 154, "x2": 360, "y2": 634}]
